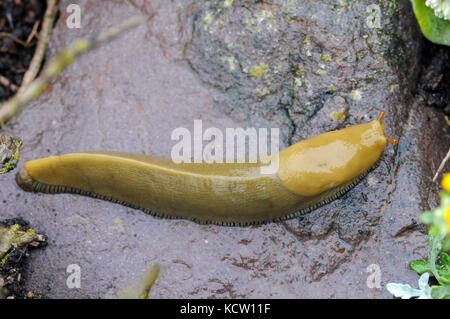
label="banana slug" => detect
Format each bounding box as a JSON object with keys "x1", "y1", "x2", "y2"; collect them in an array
[{"x1": 16, "y1": 112, "x2": 397, "y2": 226}]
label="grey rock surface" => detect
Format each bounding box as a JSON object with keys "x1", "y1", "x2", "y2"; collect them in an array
[{"x1": 0, "y1": 0, "x2": 449, "y2": 298}]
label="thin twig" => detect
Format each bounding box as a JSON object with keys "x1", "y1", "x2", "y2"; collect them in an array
[
  {"x1": 0, "y1": 75, "x2": 18, "y2": 92},
  {"x1": 25, "y1": 20, "x2": 41, "y2": 46},
  {"x1": 0, "y1": 75, "x2": 11, "y2": 88},
  {"x1": 432, "y1": 148, "x2": 450, "y2": 182},
  {"x1": 19, "y1": 0, "x2": 58, "y2": 91},
  {"x1": 0, "y1": 32, "x2": 29, "y2": 47},
  {"x1": 0, "y1": 15, "x2": 144, "y2": 127}
]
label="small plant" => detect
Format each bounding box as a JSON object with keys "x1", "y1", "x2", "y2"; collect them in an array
[
  {"x1": 0, "y1": 136, "x2": 22, "y2": 174},
  {"x1": 426, "y1": 0, "x2": 450, "y2": 20},
  {"x1": 387, "y1": 173, "x2": 450, "y2": 299},
  {"x1": 411, "y1": 0, "x2": 450, "y2": 45}
]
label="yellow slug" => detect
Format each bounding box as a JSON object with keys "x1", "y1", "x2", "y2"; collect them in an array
[{"x1": 16, "y1": 112, "x2": 397, "y2": 226}]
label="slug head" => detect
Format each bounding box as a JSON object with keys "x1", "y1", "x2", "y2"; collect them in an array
[{"x1": 277, "y1": 111, "x2": 397, "y2": 197}]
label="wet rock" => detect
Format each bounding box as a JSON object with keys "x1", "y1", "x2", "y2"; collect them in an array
[
  {"x1": 417, "y1": 43, "x2": 450, "y2": 115},
  {"x1": 0, "y1": 0, "x2": 448, "y2": 298},
  {"x1": 184, "y1": 0, "x2": 420, "y2": 143}
]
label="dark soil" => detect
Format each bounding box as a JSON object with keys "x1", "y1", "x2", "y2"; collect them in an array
[
  {"x1": 417, "y1": 40, "x2": 450, "y2": 116},
  {"x1": 0, "y1": 1, "x2": 47, "y2": 299},
  {"x1": 0, "y1": 0, "x2": 46, "y2": 102}
]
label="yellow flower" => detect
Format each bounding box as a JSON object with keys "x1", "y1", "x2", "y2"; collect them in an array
[
  {"x1": 445, "y1": 206, "x2": 450, "y2": 233},
  {"x1": 442, "y1": 173, "x2": 450, "y2": 191}
]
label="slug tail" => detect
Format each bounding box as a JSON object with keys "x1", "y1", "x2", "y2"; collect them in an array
[
  {"x1": 16, "y1": 168, "x2": 36, "y2": 192},
  {"x1": 16, "y1": 166, "x2": 255, "y2": 226}
]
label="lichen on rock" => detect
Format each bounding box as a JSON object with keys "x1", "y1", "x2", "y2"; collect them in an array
[
  {"x1": 0, "y1": 224, "x2": 38, "y2": 265},
  {"x1": 0, "y1": 136, "x2": 22, "y2": 174}
]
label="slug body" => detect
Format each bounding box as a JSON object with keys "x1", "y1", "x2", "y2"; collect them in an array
[{"x1": 16, "y1": 115, "x2": 395, "y2": 226}]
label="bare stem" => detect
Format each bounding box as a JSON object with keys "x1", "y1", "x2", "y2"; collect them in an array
[
  {"x1": 432, "y1": 148, "x2": 450, "y2": 182},
  {"x1": 0, "y1": 14, "x2": 144, "y2": 127},
  {"x1": 19, "y1": 0, "x2": 59, "y2": 91}
]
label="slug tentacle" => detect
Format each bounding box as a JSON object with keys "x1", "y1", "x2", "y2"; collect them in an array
[
  {"x1": 377, "y1": 110, "x2": 398, "y2": 145},
  {"x1": 16, "y1": 115, "x2": 395, "y2": 226}
]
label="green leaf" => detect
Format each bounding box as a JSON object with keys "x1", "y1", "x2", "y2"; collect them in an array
[
  {"x1": 411, "y1": 260, "x2": 433, "y2": 274},
  {"x1": 410, "y1": 260, "x2": 447, "y2": 278},
  {"x1": 443, "y1": 237, "x2": 450, "y2": 251},
  {"x1": 429, "y1": 225, "x2": 440, "y2": 238},
  {"x1": 420, "y1": 211, "x2": 434, "y2": 224},
  {"x1": 410, "y1": 252, "x2": 450, "y2": 284},
  {"x1": 440, "y1": 252, "x2": 450, "y2": 266},
  {"x1": 431, "y1": 285, "x2": 450, "y2": 299},
  {"x1": 410, "y1": 0, "x2": 450, "y2": 45},
  {"x1": 386, "y1": 273, "x2": 432, "y2": 299},
  {"x1": 428, "y1": 235, "x2": 441, "y2": 262}
]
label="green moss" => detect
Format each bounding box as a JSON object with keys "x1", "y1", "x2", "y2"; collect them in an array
[
  {"x1": 303, "y1": 35, "x2": 313, "y2": 57},
  {"x1": 224, "y1": 0, "x2": 234, "y2": 7},
  {"x1": 322, "y1": 54, "x2": 331, "y2": 62},
  {"x1": 204, "y1": 12, "x2": 213, "y2": 25},
  {"x1": 314, "y1": 69, "x2": 326, "y2": 76},
  {"x1": 329, "y1": 108, "x2": 346, "y2": 121},
  {"x1": 0, "y1": 224, "x2": 37, "y2": 266},
  {"x1": 0, "y1": 136, "x2": 22, "y2": 174},
  {"x1": 255, "y1": 88, "x2": 269, "y2": 95},
  {"x1": 250, "y1": 63, "x2": 269, "y2": 78}
]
